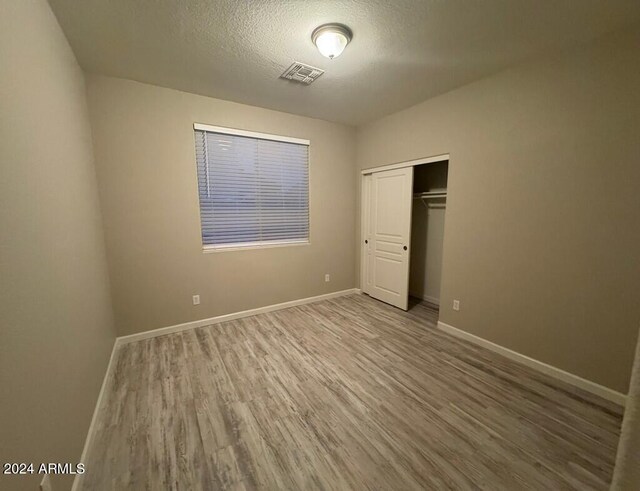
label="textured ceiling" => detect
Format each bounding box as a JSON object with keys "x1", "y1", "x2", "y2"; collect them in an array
[{"x1": 48, "y1": 0, "x2": 640, "y2": 125}]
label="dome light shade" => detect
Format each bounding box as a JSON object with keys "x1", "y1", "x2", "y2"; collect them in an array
[{"x1": 312, "y1": 24, "x2": 352, "y2": 59}]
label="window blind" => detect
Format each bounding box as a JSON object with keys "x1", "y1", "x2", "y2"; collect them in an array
[{"x1": 194, "y1": 127, "x2": 309, "y2": 249}]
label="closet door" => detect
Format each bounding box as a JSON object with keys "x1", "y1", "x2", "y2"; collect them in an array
[
  {"x1": 361, "y1": 174, "x2": 373, "y2": 295},
  {"x1": 368, "y1": 166, "x2": 413, "y2": 310}
]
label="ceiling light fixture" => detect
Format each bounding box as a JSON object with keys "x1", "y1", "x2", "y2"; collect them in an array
[{"x1": 312, "y1": 24, "x2": 352, "y2": 59}]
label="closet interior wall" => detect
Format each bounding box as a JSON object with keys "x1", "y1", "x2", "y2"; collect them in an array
[{"x1": 409, "y1": 161, "x2": 449, "y2": 306}]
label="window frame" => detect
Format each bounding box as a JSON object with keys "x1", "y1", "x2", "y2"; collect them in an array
[{"x1": 193, "y1": 123, "x2": 311, "y2": 253}]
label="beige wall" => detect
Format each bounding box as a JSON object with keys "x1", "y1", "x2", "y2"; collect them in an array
[
  {"x1": 86, "y1": 75, "x2": 357, "y2": 336},
  {"x1": 357, "y1": 26, "x2": 640, "y2": 393},
  {"x1": 0, "y1": 1, "x2": 116, "y2": 490}
]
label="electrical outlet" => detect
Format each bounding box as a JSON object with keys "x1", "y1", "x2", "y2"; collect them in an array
[
  {"x1": 192, "y1": 294, "x2": 200, "y2": 305},
  {"x1": 453, "y1": 299, "x2": 460, "y2": 311},
  {"x1": 325, "y1": 274, "x2": 330, "y2": 282}
]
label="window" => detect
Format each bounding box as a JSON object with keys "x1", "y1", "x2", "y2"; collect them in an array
[{"x1": 193, "y1": 124, "x2": 309, "y2": 250}]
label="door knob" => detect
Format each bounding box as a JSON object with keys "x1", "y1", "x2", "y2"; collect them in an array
[
  {"x1": 403, "y1": 246, "x2": 407, "y2": 250},
  {"x1": 365, "y1": 239, "x2": 368, "y2": 244}
]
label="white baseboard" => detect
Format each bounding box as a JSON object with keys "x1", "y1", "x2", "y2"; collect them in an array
[
  {"x1": 422, "y1": 295, "x2": 440, "y2": 306},
  {"x1": 72, "y1": 338, "x2": 119, "y2": 491},
  {"x1": 409, "y1": 292, "x2": 440, "y2": 306},
  {"x1": 117, "y1": 288, "x2": 360, "y2": 345},
  {"x1": 437, "y1": 321, "x2": 626, "y2": 407}
]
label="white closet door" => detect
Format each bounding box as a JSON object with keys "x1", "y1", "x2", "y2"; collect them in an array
[{"x1": 368, "y1": 166, "x2": 413, "y2": 310}]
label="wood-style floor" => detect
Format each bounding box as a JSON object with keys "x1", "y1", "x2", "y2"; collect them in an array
[{"x1": 78, "y1": 294, "x2": 623, "y2": 490}]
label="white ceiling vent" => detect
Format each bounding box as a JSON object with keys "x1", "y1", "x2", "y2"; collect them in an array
[{"x1": 280, "y1": 62, "x2": 324, "y2": 85}]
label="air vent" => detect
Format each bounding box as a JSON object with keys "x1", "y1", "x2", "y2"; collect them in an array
[{"x1": 280, "y1": 62, "x2": 324, "y2": 85}]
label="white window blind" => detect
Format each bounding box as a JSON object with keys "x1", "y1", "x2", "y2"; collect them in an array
[{"x1": 194, "y1": 125, "x2": 309, "y2": 249}]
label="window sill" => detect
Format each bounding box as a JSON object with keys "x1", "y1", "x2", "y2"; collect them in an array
[{"x1": 202, "y1": 240, "x2": 310, "y2": 253}]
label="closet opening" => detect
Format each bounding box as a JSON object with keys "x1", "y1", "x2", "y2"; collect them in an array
[
  {"x1": 360, "y1": 154, "x2": 449, "y2": 315},
  {"x1": 408, "y1": 160, "x2": 449, "y2": 317}
]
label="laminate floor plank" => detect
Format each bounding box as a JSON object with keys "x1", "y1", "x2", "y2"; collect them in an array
[{"x1": 77, "y1": 294, "x2": 623, "y2": 490}]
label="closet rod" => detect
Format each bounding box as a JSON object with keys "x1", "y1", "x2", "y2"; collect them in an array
[
  {"x1": 412, "y1": 192, "x2": 447, "y2": 199},
  {"x1": 413, "y1": 192, "x2": 447, "y2": 209}
]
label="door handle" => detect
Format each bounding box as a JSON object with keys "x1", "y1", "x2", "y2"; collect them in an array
[
  {"x1": 403, "y1": 246, "x2": 407, "y2": 251},
  {"x1": 365, "y1": 240, "x2": 368, "y2": 244}
]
